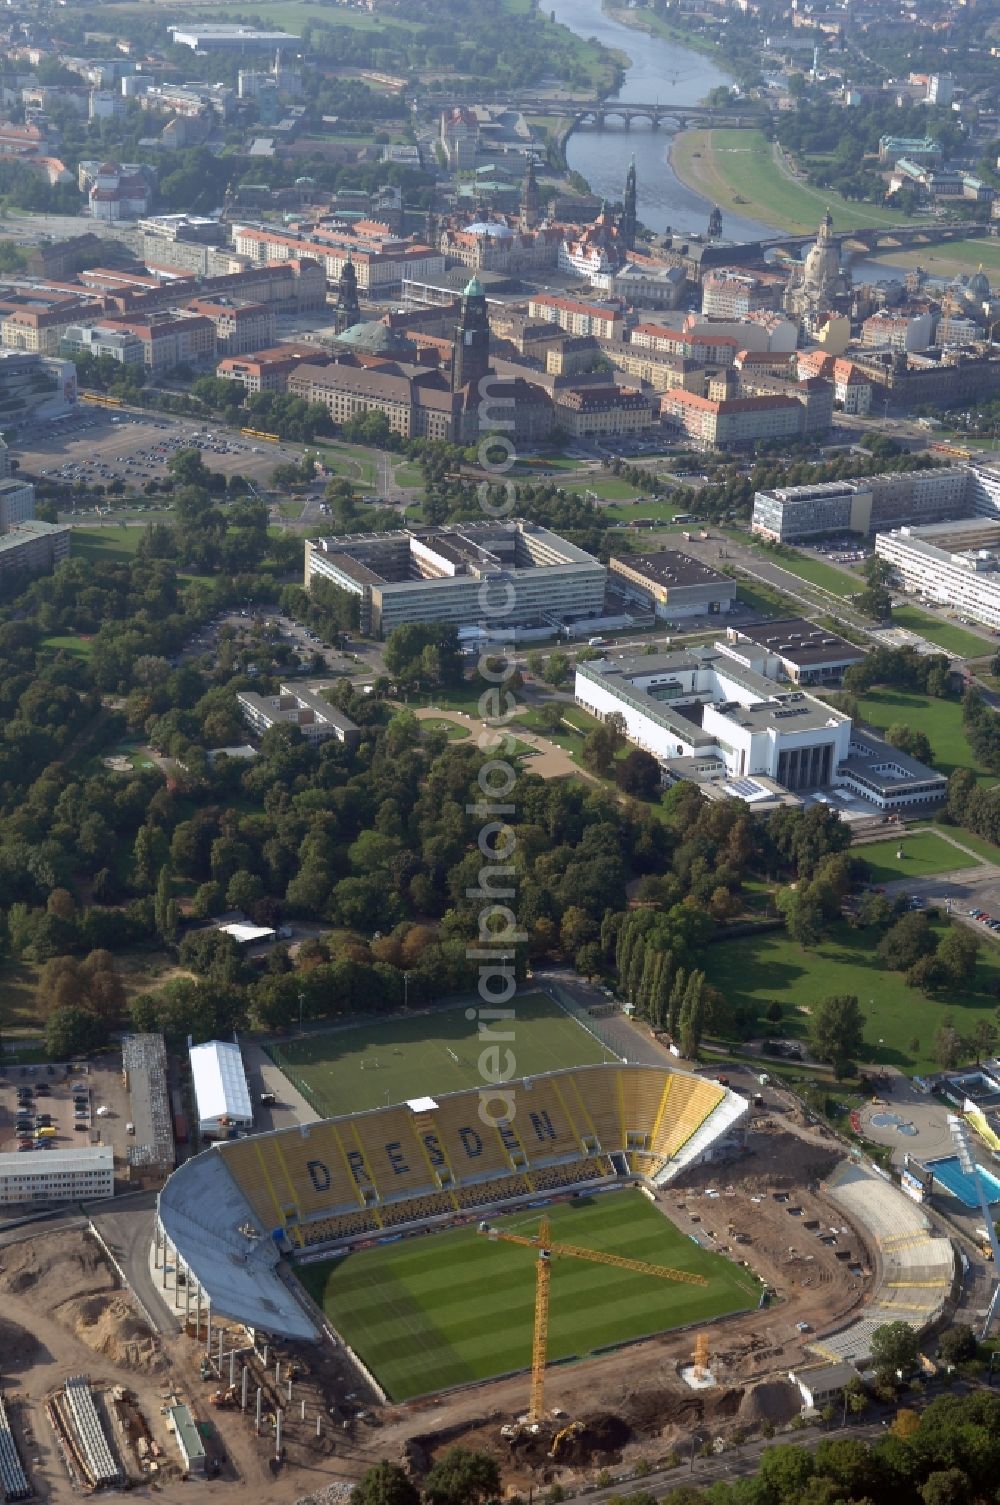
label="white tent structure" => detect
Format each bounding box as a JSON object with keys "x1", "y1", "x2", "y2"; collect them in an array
[{"x1": 189, "y1": 1040, "x2": 253, "y2": 1138}]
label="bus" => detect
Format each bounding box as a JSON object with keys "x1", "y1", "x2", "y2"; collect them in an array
[
  {"x1": 672, "y1": 513, "x2": 694, "y2": 524},
  {"x1": 241, "y1": 427, "x2": 281, "y2": 443},
  {"x1": 80, "y1": 391, "x2": 124, "y2": 409}
]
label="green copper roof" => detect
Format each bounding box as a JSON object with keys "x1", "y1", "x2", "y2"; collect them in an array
[{"x1": 464, "y1": 275, "x2": 485, "y2": 297}]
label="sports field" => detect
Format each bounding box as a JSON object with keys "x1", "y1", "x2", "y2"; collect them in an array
[
  {"x1": 267, "y1": 993, "x2": 610, "y2": 1117},
  {"x1": 297, "y1": 1191, "x2": 759, "y2": 1399}
]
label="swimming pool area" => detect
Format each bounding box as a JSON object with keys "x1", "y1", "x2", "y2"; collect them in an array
[{"x1": 927, "y1": 1155, "x2": 1000, "y2": 1207}]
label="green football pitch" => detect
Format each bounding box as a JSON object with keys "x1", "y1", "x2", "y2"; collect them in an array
[
  {"x1": 296, "y1": 1191, "x2": 760, "y2": 1400},
  {"x1": 266, "y1": 993, "x2": 611, "y2": 1117}
]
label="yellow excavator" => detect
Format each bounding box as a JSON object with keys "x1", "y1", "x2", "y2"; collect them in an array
[{"x1": 479, "y1": 1215, "x2": 709, "y2": 1425}]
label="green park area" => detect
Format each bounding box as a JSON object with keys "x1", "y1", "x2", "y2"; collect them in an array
[
  {"x1": 420, "y1": 717, "x2": 470, "y2": 741},
  {"x1": 856, "y1": 831, "x2": 977, "y2": 885},
  {"x1": 298, "y1": 1190, "x2": 758, "y2": 1401},
  {"x1": 857, "y1": 688, "x2": 988, "y2": 782},
  {"x1": 704, "y1": 919, "x2": 1000, "y2": 1076},
  {"x1": 41, "y1": 634, "x2": 94, "y2": 660},
  {"x1": 70, "y1": 526, "x2": 143, "y2": 564},
  {"x1": 889, "y1": 607, "x2": 993, "y2": 660},
  {"x1": 762, "y1": 549, "x2": 861, "y2": 599}
]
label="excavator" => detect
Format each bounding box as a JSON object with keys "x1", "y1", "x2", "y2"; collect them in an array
[{"x1": 479, "y1": 1215, "x2": 709, "y2": 1438}]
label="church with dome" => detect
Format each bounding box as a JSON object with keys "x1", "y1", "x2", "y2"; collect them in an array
[{"x1": 784, "y1": 211, "x2": 850, "y2": 321}]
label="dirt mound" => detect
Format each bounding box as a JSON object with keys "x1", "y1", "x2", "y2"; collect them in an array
[
  {"x1": 620, "y1": 1383, "x2": 742, "y2": 1439},
  {"x1": 0, "y1": 1317, "x2": 42, "y2": 1369},
  {"x1": 58, "y1": 1292, "x2": 163, "y2": 1372},
  {"x1": 736, "y1": 1380, "x2": 799, "y2": 1431},
  {"x1": 0, "y1": 1231, "x2": 115, "y2": 1309}
]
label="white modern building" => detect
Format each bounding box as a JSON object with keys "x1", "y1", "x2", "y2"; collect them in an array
[
  {"x1": 575, "y1": 645, "x2": 946, "y2": 811},
  {"x1": 189, "y1": 1039, "x2": 253, "y2": 1139},
  {"x1": 0, "y1": 1145, "x2": 113, "y2": 1205},
  {"x1": 875, "y1": 516, "x2": 1000, "y2": 632}
]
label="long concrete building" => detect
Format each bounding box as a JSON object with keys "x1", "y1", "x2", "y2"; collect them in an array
[
  {"x1": 875, "y1": 516, "x2": 1000, "y2": 632},
  {"x1": 305, "y1": 522, "x2": 606, "y2": 637},
  {"x1": 751, "y1": 465, "x2": 976, "y2": 543}
]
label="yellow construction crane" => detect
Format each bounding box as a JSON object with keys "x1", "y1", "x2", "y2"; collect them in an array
[{"x1": 479, "y1": 1216, "x2": 709, "y2": 1422}]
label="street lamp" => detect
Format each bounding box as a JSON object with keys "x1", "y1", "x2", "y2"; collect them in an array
[
  {"x1": 298, "y1": 991, "x2": 305, "y2": 1034},
  {"x1": 403, "y1": 972, "x2": 411, "y2": 1010}
]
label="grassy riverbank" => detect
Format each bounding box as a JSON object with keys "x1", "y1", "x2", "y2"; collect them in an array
[{"x1": 670, "y1": 128, "x2": 923, "y2": 232}]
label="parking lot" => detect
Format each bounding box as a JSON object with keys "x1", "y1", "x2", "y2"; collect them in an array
[
  {"x1": 0, "y1": 1057, "x2": 132, "y2": 1159},
  {"x1": 13, "y1": 407, "x2": 304, "y2": 494},
  {"x1": 179, "y1": 606, "x2": 382, "y2": 677}
]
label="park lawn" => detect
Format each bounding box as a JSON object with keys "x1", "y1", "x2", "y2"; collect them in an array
[
  {"x1": 267, "y1": 992, "x2": 607, "y2": 1117},
  {"x1": 560, "y1": 478, "x2": 642, "y2": 500},
  {"x1": 763, "y1": 549, "x2": 861, "y2": 599},
  {"x1": 393, "y1": 462, "x2": 425, "y2": 488},
  {"x1": 187, "y1": 1, "x2": 420, "y2": 28},
  {"x1": 857, "y1": 688, "x2": 989, "y2": 781},
  {"x1": 41, "y1": 634, "x2": 94, "y2": 660},
  {"x1": 670, "y1": 129, "x2": 922, "y2": 234},
  {"x1": 298, "y1": 1190, "x2": 759, "y2": 1400},
  {"x1": 889, "y1": 606, "x2": 994, "y2": 659},
  {"x1": 603, "y1": 499, "x2": 689, "y2": 522},
  {"x1": 856, "y1": 831, "x2": 979, "y2": 884},
  {"x1": 931, "y1": 826, "x2": 1000, "y2": 865},
  {"x1": 70, "y1": 525, "x2": 143, "y2": 563},
  {"x1": 703, "y1": 920, "x2": 1000, "y2": 1075},
  {"x1": 420, "y1": 718, "x2": 470, "y2": 741}
]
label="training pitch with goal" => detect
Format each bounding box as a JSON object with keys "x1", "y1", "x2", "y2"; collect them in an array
[
  {"x1": 266, "y1": 992, "x2": 609, "y2": 1116},
  {"x1": 296, "y1": 1191, "x2": 761, "y2": 1400}
]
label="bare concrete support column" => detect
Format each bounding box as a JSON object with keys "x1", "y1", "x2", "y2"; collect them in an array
[
  {"x1": 275, "y1": 1361, "x2": 281, "y2": 1386},
  {"x1": 229, "y1": 1349, "x2": 236, "y2": 1387},
  {"x1": 185, "y1": 1271, "x2": 192, "y2": 1322},
  {"x1": 241, "y1": 1367, "x2": 248, "y2": 1412},
  {"x1": 316, "y1": 1414, "x2": 321, "y2": 1439},
  {"x1": 255, "y1": 1387, "x2": 262, "y2": 1435},
  {"x1": 275, "y1": 1409, "x2": 283, "y2": 1460},
  {"x1": 206, "y1": 1303, "x2": 212, "y2": 1356},
  {"x1": 196, "y1": 1287, "x2": 202, "y2": 1340},
  {"x1": 153, "y1": 1223, "x2": 161, "y2": 1269},
  {"x1": 218, "y1": 1328, "x2": 224, "y2": 1370},
  {"x1": 300, "y1": 1399, "x2": 305, "y2": 1422},
  {"x1": 263, "y1": 1343, "x2": 269, "y2": 1368},
  {"x1": 287, "y1": 1378, "x2": 292, "y2": 1403}
]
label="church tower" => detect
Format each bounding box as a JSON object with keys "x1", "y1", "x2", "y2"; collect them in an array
[
  {"x1": 335, "y1": 255, "x2": 361, "y2": 334},
  {"x1": 707, "y1": 205, "x2": 722, "y2": 240},
  {"x1": 520, "y1": 156, "x2": 541, "y2": 231},
  {"x1": 452, "y1": 275, "x2": 490, "y2": 393},
  {"x1": 621, "y1": 156, "x2": 637, "y2": 252}
]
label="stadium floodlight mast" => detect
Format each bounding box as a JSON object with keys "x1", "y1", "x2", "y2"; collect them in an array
[{"x1": 948, "y1": 1114, "x2": 1000, "y2": 1336}]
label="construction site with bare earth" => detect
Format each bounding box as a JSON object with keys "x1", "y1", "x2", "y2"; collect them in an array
[{"x1": 0, "y1": 1043, "x2": 961, "y2": 1505}]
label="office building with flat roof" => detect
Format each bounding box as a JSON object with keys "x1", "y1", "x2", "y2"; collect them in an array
[
  {"x1": 875, "y1": 516, "x2": 1000, "y2": 633},
  {"x1": 725, "y1": 619, "x2": 865, "y2": 685},
  {"x1": 0, "y1": 1145, "x2": 113, "y2": 1205},
  {"x1": 305, "y1": 521, "x2": 606, "y2": 637},
  {"x1": 238, "y1": 682, "x2": 361, "y2": 747},
  {"x1": 0, "y1": 518, "x2": 70, "y2": 579},
  {"x1": 752, "y1": 466, "x2": 973, "y2": 542},
  {"x1": 169, "y1": 24, "x2": 299, "y2": 51},
  {"x1": 608, "y1": 550, "x2": 736, "y2": 619}
]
